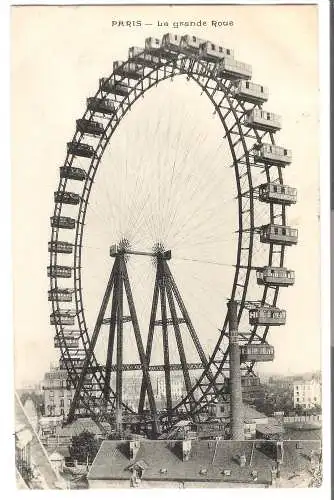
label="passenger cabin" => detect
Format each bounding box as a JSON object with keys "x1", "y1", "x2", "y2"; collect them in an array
[
  {"x1": 253, "y1": 143, "x2": 292, "y2": 166},
  {"x1": 59, "y1": 357, "x2": 85, "y2": 369},
  {"x1": 240, "y1": 344, "x2": 275, "y2": 362},
  {"x1": 50, "y1": 310, "x2": 76, "y2": 326},
  {"x1": 76, "y1": 118, "x2": 104, "y2": 136},
  {"x1": 258, "y1": 183, "x2": 297, "y2": 205},
  {"x1": 260, "y1": 224, "x2": 298, "y2": 246},
  {"x1": 67, "y1": 141, "x2": 94, "y2": 158},
  {"x1": 241, "y1": 375, "x2": 261, "y2": 389},
  {"x1": 180, "y1": 35, "x2": 206, "y2": 53},
  {"x1": 145, "y1": 37, "x2": 162, "y2": 51},
  {"x1": 199, "y1": 41, "x2": 234, "y2": 62},
  {"x1": 50, "y1": 216, "x2": 76, "y2": 230},
  {"x1": 60, "y1": 166, "x2": 86, "y2": 181},
  {"x1": 256, "y1": 266, "x2": 295, "y2": 287},
  {"x1": 48, "y1": 241, "x2": 73, "y2": 254},
  {"x1": 50, "y1": 316, "x2": 74, "y2": 326},
  {"x1": 54, "y1": 336, "x2": 79, "y2": 349},
  {"x1": 216, "y1": 57, "x2": 252, "y2": 80},
  {"x1": 232, "y1": 81, "x2": 269, "y2": 104},
  {"x1": 162, "y1": 33, "x2": 182, "y2": 51},
  {"x1": 244, "y1": 109, "x2": 281, "y2": 132},
  {"x1": 87, "y1": 97, "x2": 115, "y2": 115},
  {"x1": 100, "y1": 78, "x2": 129, "y2": 96},
  {"x1": 54, "y1": 191, "x2": 80, "y2": 205},
  {"x1": 128, "y1": 47, "x2": 160, "y2": 68},
  {"x1": 249, "y1": 307, "x2": 286, "y2": 326},
  {"x1": 113, "y1": 61, "x2": 144, "y2": 80},
  {"x1": 48, "y1": 288, "x2": 74, "y2": 302},
  {"x1": 47, "y1": 265, "x2": 72, "y2": 278},
  {"x1": 225, "y1": 375, "x2": 261, "y2": 393}
]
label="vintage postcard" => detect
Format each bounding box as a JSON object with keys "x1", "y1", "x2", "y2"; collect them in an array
[{"x1": 11, "y1": 2, "x2": 326, "y2": 493}]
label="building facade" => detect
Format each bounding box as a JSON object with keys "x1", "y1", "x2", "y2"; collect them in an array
[
  {"x1": 42, "y1": 366, "x2": 75, "y2": 418},
  {"x1": 293, "y1": 379, "x2": 321, "y2": 410}
]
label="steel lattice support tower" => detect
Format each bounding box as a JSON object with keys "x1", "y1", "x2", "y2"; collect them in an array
[
  {"x1": 67, "y1": 250, "x2": 160, "y2": 436},
  {"x1": 138, "y1": 253, "x2": 211, "y2": 420}
]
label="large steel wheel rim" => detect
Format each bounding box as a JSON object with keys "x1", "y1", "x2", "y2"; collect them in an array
[{"x1": 49, "y1": 41, "x2": 291, "y2": 427}]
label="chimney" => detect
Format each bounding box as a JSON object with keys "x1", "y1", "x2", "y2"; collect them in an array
[
  {"x1": 271, "y1": 465, "x2": 277, "y2": 486},
  {"x1": 129, "y1": 440, "x2": 140, "y2": 461},
  {"x1": 276, "y1": 441, "x2": 284, "y2": 464},
  {"x1": 228, "y1": 300, "x2": 244, "y2": 440},
  {"x1": 182, "y1": 440, "x2": 192, "y2": 461},
  {"x1": 239, "y1": 453, "x2": 246, "y2": 467}
]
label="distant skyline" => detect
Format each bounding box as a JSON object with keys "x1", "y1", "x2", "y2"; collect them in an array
[{"x1": 17, "y1": 366, "x2": 321, "y2": 391}]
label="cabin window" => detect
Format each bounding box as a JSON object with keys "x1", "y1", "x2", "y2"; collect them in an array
[
  {"x1": 192, "y1": 36, "x2": 196, "y2": 42},
  {"x1": 273, "y1": 185, "x2": 277, "y2": 193},
  {"x1": 274, "y1": 228, "x2": 279, "y2": 235},
  {"x1": 267, "y1": 113, "x2": 271, "y2": 120},
  {"x1": 260, "y1": 86, "x2": 264, "y2": 92},
  {"x1": 227, "y1": 49, "x2": 231, "y2": 55},
  {"x1": 246, "y1": 82, "x2": 249, "y2": 89},
  {"x1": 174, "y1": 35, "x2": 178, "y2": 40},
  {"x1": 219, "y1": 47, "x2": 223, "y2": 53},
  {"x1": 211, "y1": 43, "x2": 215, "y2": 50}
]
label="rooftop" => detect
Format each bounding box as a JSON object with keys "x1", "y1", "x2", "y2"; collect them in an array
[
  {"x1": 243, "y1": 405, "x2": 268, "y2": 422},
  {"x1": 87, "y1": 439, "x2": 321, "y2": 484},
  {"x1": 56, "y1": 418, "x2": 111, "y2": 438}
]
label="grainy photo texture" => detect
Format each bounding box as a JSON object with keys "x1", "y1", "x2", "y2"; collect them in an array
[{"x1": 12, "y1": 4, "x2": 321, "y2": 490}]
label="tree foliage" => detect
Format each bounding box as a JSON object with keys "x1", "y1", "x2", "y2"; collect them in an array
[{"x1": 69, "y1": 431, "x2": 100, "y2": 464}]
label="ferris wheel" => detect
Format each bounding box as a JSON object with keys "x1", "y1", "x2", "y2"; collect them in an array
[{"x1": 48, "y1": 33, "x2": 297, "y2": 435}]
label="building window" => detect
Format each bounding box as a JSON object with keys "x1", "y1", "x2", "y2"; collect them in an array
[{"x1": 60, "y1": 399, "x2": 64, "y2": 407}]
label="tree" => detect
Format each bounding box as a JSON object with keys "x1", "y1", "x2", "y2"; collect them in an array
[{"x1": 69, "y1": 431, "x2": 100, "y2": 465}]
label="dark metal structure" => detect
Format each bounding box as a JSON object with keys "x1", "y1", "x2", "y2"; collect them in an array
[{"x1": 48, "y1": 33, "x2": 297, "y2": 435}]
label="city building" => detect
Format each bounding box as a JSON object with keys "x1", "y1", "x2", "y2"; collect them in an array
[
  {"x1": 44, "y1": 417, "x2": 111, "y2": 459},
  {"x1": 87, "y1": 439, "x2": 321, "y2": 488},
  {"x1": 293, "y1": 379, "x2": 321, "y2": 410},
  {"x1": 206, "y1": 402, "x2": 270, "y2": 439},
  {"x1": 42, "y1": 365, "x2": 75, "y2": 418},
  {"x1": 154, "y1": 375, "x2": 185, "y2": 400},
  {"x1": 15, "y1": 392, "x2": 66, "y2": 489}
]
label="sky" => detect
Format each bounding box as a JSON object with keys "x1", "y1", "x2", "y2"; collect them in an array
[{"x1": 11, "y1": 4, "x2": 320, "y2": 388}]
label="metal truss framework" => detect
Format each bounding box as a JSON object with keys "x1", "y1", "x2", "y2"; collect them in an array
[{"x1": 48, "y1": 39, "x2": 292, "y2": 433}]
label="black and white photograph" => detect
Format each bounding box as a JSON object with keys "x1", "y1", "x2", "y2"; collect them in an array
[{"x1": 10, "y1": 2, "x2": 328, "y2": 493}]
